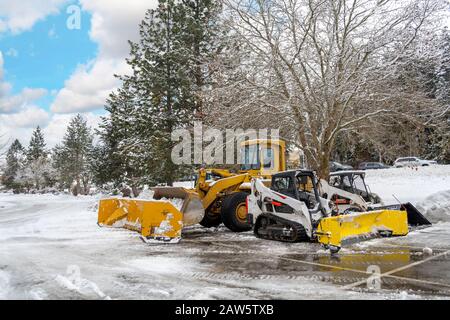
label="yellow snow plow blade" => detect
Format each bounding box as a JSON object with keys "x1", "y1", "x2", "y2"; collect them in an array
[
  {"x1": 98, "y1": 187, "x2": 204, "y2": 242},
  {"x1": 316, "y1": 210, "x2": 409, "y2": 250}
]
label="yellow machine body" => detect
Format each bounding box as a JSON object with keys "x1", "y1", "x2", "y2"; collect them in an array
[
  {"x1": 98, "y1": 188, "x2": 204, "y2": 241},
  {"x1": 316, "y1": 210, "x2": 409, "y2": 249}
]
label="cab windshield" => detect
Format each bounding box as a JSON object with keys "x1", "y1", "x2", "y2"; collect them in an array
[{"x1": 240, "y1": 144, "x2": 260, "y2": 170}]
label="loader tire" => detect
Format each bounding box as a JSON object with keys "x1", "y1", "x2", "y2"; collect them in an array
[
  {"x1": 199, "y1": 211, "x2": 222, "y2": 228},
  {"x1": 221, "y1": 192, "x2": 252, "y2": 232}
]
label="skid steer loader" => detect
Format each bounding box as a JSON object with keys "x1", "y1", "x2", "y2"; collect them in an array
[
  {"x1": 98, "y1": 139, "x2": 286, "y2": 241},
  {"x1": 319, "y1": 171, "x2": 431, "y2": 226},
  {"x1": 247, "y1": 170, "x2": 430, "y2": 253}
]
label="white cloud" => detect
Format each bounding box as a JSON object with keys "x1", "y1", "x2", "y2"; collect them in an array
[
  {"x1": 5, "y1": 48, "x2": 19, "y2": 57},
  {"x1": 0, "y1": 105, "x2": 50, "y2": 128},
  {"x1": 51, "y1": 0, "x2": 158, "y2": 114},
  {"x1": 51, "y1": 58, "x2": 129, "y2": 113},
  {"x1": 0, "y1": 87, "x2": 48, "y2": 114},
  {"x1": 43, "y1": 112, "x2": 101, "y2": 146},
  {"x1": 1, "y1": 51, "x2": 48, "y2": 113},
  {"x1": 0, "y1": 111, "x2": 101, "y2": 148},
  {"x1": 48, "y1": 26, "x2": 58, "y2": 39},
  {"x1": 0, "y1": 105, "x2": 51, "y2": 150},
  {"x1": 0, "y1": 51, "x2": 52, "y2": 146},
  {"x1": 0, "y1": 0, "x2": 68, "y2": 34}
]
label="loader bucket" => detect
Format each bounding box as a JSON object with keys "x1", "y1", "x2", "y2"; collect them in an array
[
  {"x1": 316, "y1": 210, "x2": 409, "y2": 251},
  {"x1": 98, "y1": 188, "x2": 204, "y2": 242},
  {"x1": 374, "y1": 202, "x2": 431, "y2": 226}
]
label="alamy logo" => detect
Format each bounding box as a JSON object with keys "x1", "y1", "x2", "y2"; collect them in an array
[
  {"x1": 367, "y1": 265, "x2": 381, "y2": 290},
  {"x1": 66, "y1": 5, "x2": 82, "y2": 30}
]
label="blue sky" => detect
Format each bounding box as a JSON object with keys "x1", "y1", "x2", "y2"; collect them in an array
[
  {"x1": 0, "y1": 7, "x2": 97, "y2": 111},
  {"x1": 0, "y1": 0, "x2": 154, "y2": 147}
]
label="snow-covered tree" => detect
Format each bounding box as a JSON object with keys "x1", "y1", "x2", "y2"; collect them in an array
[
  {"x1": 1, "y1": 139, "x2": 26, "y2": 191},
  {"x1": 0, "y1": 132, "x2": 8, "y2": 158},
  {"x1": 27, "y1": 126, "x2": 47, "y2": 162},
  {"x1": 16, "y1": 126, "x2": 54, "y2": 190},
  {"x1": 15, "y1": 157, "x2": 55, "y2": 191},
  {"x1": 99, "y1": 0, "x2": 224, "y2": 188},
  {"x1": 216, "y1": 0, "x2": 447, "y2": 177},
  {"x1": 93, "y1": 82, "x2": 150, "y2": 196},
  {"x1": 53, "y1": 114, "x2": 93, "y2": 196}
]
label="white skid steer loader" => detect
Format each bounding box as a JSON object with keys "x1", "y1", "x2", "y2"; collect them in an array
[
  {"x1": 247, "y1": 170, "x2": 430, "y2": 253},
  {"x1": 319, "y1": 171, "x2": 431, "y2": 227}
]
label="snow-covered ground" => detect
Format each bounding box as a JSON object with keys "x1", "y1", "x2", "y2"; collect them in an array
[
  {"x1": 364, "y1": 165, "x2": 450, "y2": 206},
  {"x1": 0, "y1": 165, "x2": 449, "y2": 300}
]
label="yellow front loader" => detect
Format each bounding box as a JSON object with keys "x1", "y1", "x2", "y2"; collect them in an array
[{"x1": 98, "y1": 139, "x2": 286, "y2": 240}]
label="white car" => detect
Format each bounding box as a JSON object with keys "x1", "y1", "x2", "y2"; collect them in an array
[{"x1": 393, "y1": 157, "x2": 435, "y2": 168}]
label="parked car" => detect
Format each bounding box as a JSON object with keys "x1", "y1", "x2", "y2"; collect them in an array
[
  {"x1": 358, "y1": 162, "x2": 390, "y2": 170},
  {"x1": 393, "y1": 157, "x2": 435, "y2": 168},
  {"x1": 330, "y1": 161, "x2": 353, "y2": 172}
]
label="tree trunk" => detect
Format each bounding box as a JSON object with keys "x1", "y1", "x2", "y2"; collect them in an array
[
  {"x1": 317, "y1": 154, "x2": 331, "y2": 181},
  {"x1": 131, "y1": 185, "x2": 141, "y2": 198}
]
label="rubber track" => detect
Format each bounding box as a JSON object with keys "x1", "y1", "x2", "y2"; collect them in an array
[{"x1": 254, "y1": 213, "x2": 310, "y2": 243}]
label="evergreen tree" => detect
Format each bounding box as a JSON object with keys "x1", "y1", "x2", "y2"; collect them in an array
[
  {"x1": 1, "y1": 139, "x2": 26, "y2": 191},
  {"x1": 53, "y1": 114, "x2": 93, "y2": 196},
  {"x1": 92, "y1": 82, "x2": 151, "y2": 195},
  {"x1": 98, "y1": 0, "x2": 224, "y2": 188},
  {"x1": 27, "y1": 126, "x2": 47, "y2": 162}
]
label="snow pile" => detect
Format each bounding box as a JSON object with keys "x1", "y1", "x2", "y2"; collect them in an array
[
  {"x1": 126, "y1": 257, "x2": 199, "y2": 275},
  {"x1": 136, "y1": 188, "x2": 184, "y2": 210},
  {"x1": 0, "y1": 270, "x2": 10, "y2": 299},
  {"x1": 165, "y1": 198, "x2": 184, "y2": 211},
  {"x1": 415, "y1": 189, "x2": 450, "y2": 223},
  {"x1": 28, "y1": 288, "x2": 49, "y2": 300},
  {"x1": 365, "y1": 165, "x2": 450, "y2": 205},
  {"x1": 153, "y1": 213, "x2": 175, "y2": 236},
  {"x1": 55, "y1": 273, "x2": 111, "y2": 300},
  {"x1": 137, "y1": 188, "x2": 155, "y2": 200}
]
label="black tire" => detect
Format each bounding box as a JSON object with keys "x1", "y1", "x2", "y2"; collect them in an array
[
  {"x1": 221, "y1": 192, "x2": 252, "y2": 232},
  {"x1": 199, "y1": 211, "x2": 222, "y2": 228}
]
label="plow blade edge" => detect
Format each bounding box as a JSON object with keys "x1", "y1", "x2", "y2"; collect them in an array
[{"x1": 316, "y1": 210, "x2": 409, "y2": 250}]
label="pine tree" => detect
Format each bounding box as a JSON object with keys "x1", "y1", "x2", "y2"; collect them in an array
[
  {"x1": 27, "y1": 126, "x2": 47, "y2": 162},
  {"x1": 92, "y1": 81, "x2": 151, "y2": 195},
  {"x1": 1, "y1": 139, "x2": 26, "y2": 191},
  {"x1": 98, "y1": 0, "x2": 224, "y2": 188},
  {"x1": 53, "y1": 114, "x2": 93, "y2": 196}
]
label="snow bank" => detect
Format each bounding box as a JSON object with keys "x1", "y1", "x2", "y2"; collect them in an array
[
  {"x1": 126, "y1": 257, "x2": 199, "y2": 274},
  {"x1": 136, "y1": 188, "x2": 184, "y2": 210},
  {"x1": 415, "y1": 190, "x2": 450, "y2": 223},
  {"x1": 364, "y1": 165, "x2": 450, "y2": 205},
  {"x1": 137, "y1": 188, "x2": 155, "y2": 200},
  {"x1": 0, "y1": 270, "x2": 10, "y2": 299}
]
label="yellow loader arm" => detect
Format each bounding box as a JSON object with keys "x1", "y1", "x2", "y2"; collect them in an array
[{"x1": 195, "y1": 168, "x2": 250, "y2": 210}]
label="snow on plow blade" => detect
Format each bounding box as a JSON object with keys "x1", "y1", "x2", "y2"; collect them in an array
[
  {"x1": 316, "y1": 210, "x2": 409, "y2": 251},
  {"x1": 98, "y1": 187, "x2": 204, "y2": 242}
]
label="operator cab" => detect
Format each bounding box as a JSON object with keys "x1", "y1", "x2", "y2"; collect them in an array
[
  {"x1": 329, "y1": 171, "x2": 371, "y2": 202},
  {"x1": 239, "y1": 139, "x2": 286, "y2": 176},
  {"x1": 271, "y1": 170, "x2": 321, "y2": 210}
]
